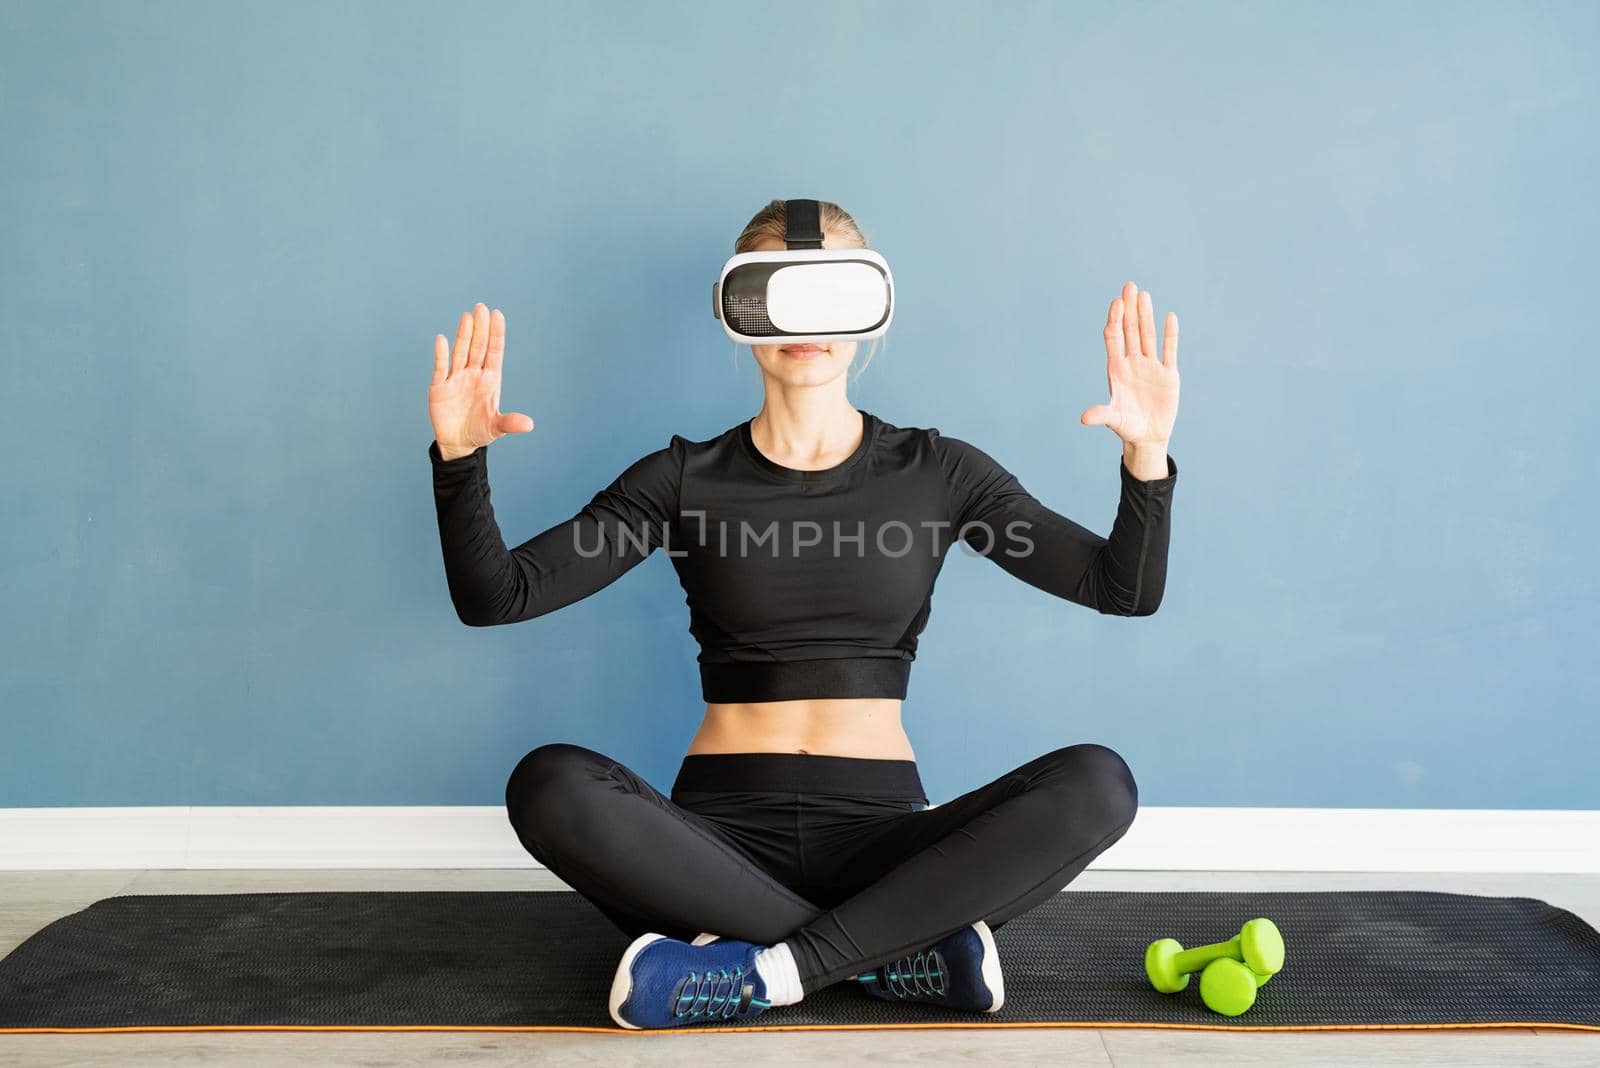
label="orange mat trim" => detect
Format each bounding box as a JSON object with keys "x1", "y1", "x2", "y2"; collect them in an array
[{"x1": 2, "y1": 1021, "x2": 1598, "y2": 1036}]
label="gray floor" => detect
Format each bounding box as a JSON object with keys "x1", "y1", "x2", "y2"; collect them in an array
[{"x1": 2, "y1": 868, "x2": 1597, "y2": 1066}]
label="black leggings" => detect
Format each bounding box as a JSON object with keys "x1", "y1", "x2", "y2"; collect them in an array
[{"x1": 504, "y1": 742, "x2": 1137, "y2": 993}]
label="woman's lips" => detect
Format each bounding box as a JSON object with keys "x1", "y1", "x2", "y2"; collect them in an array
[{"x1": 781, "y1": 344, "x2": 827, "y2": 358}]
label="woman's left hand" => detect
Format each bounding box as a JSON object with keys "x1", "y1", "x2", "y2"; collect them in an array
[{"x1": 1079, "y1": 281, "x2": 1180, "y2": 447}]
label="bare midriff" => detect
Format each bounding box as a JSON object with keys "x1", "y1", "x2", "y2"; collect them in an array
[{"x1": 688, "y1": 699, "x2": 915, "y2": 760}]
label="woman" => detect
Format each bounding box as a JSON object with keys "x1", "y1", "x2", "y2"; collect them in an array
[{"x1": 427, "y1": 199, "x2": 1180, "y2": 1030}]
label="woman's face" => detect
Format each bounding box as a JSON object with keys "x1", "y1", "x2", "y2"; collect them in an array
[{"x1": 746, "y1": 232, "x2": 860, "y2": 389}]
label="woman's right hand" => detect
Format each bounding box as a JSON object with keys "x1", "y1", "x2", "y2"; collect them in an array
[{"x1": 429, "y1": 302, "x2": 535, "y2": 461}]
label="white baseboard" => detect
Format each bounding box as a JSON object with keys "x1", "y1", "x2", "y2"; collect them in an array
[{"x1": 2, "y1": 805, "x2": 1597, "y2": 873}]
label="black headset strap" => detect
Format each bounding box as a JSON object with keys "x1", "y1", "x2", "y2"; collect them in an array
[{"x1": 784, "y1": 198, "x2": 824, "y2": 249}]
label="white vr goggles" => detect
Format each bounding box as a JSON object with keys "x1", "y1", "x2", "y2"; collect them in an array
[{"x1": 712, "y1": 198, "x2": 894, "y2": 345}]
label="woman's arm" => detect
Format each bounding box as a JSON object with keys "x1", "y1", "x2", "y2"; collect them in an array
[
  {"x1": 933, "y1": 431, "x2": 1177, "y2": 616},
  {"x1": 430, "y1": 438, "x2": 682, "y2": 626},
  {"x1": 937, "y1": 281, "x2": 1182, "y2": 614},
  {"x1": 424, "y1": 301, "x2": 679, "y2": 626}
]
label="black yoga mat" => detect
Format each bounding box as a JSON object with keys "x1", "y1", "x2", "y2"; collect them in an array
[{"x1": 2, "y1": 890, "x2": 1598, "y2": 1033}]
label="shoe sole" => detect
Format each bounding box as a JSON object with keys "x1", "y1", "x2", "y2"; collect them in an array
[
  {"x1": 608, "y1": 931, "x2": 669, "y2": 1030},
  {"x1": 973, "y1": 919, "x2": 1005, "y2": 1013}
]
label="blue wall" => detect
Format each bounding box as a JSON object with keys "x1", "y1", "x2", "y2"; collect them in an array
[{"x1": 3, "y1": 0, "x2": 1596, "y2": 810}]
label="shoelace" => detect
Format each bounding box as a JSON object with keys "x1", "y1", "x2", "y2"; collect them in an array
[
  {"x1": 878, "y1": 949, "x2": 948, "y2": 998},
  {"x1": 671, "y1": 965, "x2": 768, "y2": 1020}
]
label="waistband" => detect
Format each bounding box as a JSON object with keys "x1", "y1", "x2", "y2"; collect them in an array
[
  {"x1": 698, "y1": 657, "x2": 911, "y2": 703},
  {"x1": 671, "y1": 752, "x2": 928, "y2": 803}
]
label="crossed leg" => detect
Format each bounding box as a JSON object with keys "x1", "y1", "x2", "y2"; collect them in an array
[
  {"x1": 503, "y1": 741, "x2": 1137, "y2": 993},
  {"x1": 773, "y1": 743, "x2": 1138, "y2": 990},
  {"x1": 504, "y1": 743, "x2": 823, "y2": 945}
]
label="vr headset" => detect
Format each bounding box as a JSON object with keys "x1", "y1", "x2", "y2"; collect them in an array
[{"x1": 712, "y1": 198, "x2": 894, "y2": 345}]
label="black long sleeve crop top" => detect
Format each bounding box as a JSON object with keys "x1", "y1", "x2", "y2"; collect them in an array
[{"x1": 429, "y1": 410, "x2": 1177, "y2": 703}]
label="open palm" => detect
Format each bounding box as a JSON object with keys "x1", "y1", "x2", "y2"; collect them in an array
[
  {"x1": 429, "y1": 302, "x2": 534, "y2": 458},
  {"x1": 1079, "y1": 281, "x2": 1180, "y2": 446}
]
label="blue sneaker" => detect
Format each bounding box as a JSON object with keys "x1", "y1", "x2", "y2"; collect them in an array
[
  {"x1": 852, "y1": 920, "x2": 1005, "y2": 1012},
  {"x1": 608, "y1": 933, "x2": 774, "y2": 1030}
]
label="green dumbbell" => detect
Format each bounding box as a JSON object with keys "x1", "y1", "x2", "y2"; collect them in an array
[
  {"x1": 1144, "y1": 917, "x2": 1285, "y2": 994},
  {"x1": 1199, "y1": 956, "x2": 1274, "y2": 1016}
]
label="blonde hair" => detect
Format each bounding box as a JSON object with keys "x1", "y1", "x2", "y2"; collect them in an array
[{"x1": 730, "y1": 198, "x2": 887, "y2": 381}]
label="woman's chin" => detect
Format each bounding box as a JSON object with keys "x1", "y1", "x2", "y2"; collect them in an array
[
  {"x1": 775, "y1": 364, "x2": 847, "y2": 388},
  {"x1": 755, "y1": 352, "x2": 833, "y2": 380}
]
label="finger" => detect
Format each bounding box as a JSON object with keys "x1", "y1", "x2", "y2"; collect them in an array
[
  {"x1": 1122, "y1": 281, "x2": 1141, "y2": 358},
  {"x1": 1163, "y1": 311, "x2": 1179, "y2": 370},
  {"x1": 1104, "y1": 297, "x2": 1127, "y2": 360},
  {"x1": 1080, "y1": 404, "x2": 1119, "y2": 429},
  {"x1": 451, "y1": 311, "x2": 473, "y2": 375},
  {"x1": 1137, "y1": 290, "x2": 1157, "y2": 360},
  {"x1": 432, "y1": 334, "x2": 448, "y2": 386},
  {"x1": 496, "y1": 412, "x2": 535, "y2": 435},
  {"x1": 468, "y1": 302, "x2": 490, "y2": 369},
  {"x1": 485, "y1": 308, "x2": 506, "y2": 374}
]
